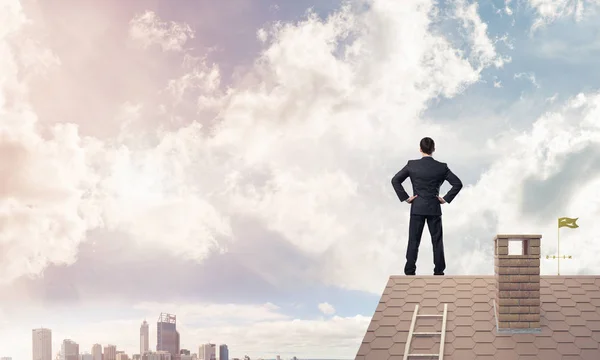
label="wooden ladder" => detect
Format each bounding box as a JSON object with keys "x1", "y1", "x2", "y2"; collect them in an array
[{"x1": 402, "y1": 303, "x2": 448, "y2": 360}]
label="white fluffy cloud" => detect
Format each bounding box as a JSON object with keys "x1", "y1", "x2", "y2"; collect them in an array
[
  {"x1": 528, "y1": 0, "x2": 600, "y2": 29},
  {"x1": 2, "y1": 0, "x2": 599, "y2": 294},
  {"x1": 318, "y1": 302, "x2": 336, "y2": 316},
  {"x1": 129, "y1": 10, "x2": 195, "y2": 52},
  {"x1": 0, "y1": 0, "x2": 508, "y2": 289},
  {"x1": 0, "y1": 0, "x2": 100, "y2": 285}
]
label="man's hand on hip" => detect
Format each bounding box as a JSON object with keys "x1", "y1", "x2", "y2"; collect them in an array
[
  {"x1": 437, "y1": 196, "x2": 446, "y2": 204},
  {"x1": 406, "y1": 195, "x2": 418, "y2": 203}
]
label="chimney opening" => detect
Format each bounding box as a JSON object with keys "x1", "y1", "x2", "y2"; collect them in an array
[{"x1": 508, "y1": 240, "x2": 522, "y2": 255}]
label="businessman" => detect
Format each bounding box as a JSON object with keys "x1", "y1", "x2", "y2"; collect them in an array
[{"x1": 391, "y1": 137, "x2": 463, "y2": 276}]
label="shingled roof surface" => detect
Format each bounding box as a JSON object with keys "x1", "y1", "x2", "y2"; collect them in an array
[{"x1": 356, "y1": 275, "x2": 600, "y2": 360}]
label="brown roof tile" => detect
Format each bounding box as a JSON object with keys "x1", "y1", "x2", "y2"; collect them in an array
[{"x1": 356, "y1": 275, "x2": 600, "y2": 360}]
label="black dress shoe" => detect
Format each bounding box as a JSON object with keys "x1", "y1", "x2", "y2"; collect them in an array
[
  {"x1": 434, "y1": 273, "x2": 444, "y2": 275},
  {"x1": 405, "y1": 273, "x2": 416, "y2": 276}
]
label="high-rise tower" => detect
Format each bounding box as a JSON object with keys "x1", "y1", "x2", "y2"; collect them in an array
[
  {"x1": 60, "y1": 340, "x2": 79, "y2": 360},
  {"x1": 140, "y1": 320, "x2": 150, "y2": 354},
  {"x1": 91, "y1": 344, "x2": 102, "y2": 360},
  {"x1": 103, "y1": 345, "x2": 116, "y2": 360},
  {"x1": 156, "y1": 313, "x2": 179, "y2": 358},
  {"x1": 32, "y1": 328, "x2": 52, "y2": 360}
]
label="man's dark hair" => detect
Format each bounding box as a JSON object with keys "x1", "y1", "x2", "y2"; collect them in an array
[{"x1": 420, "y1": 137, "x2": 435, "y2": 155}]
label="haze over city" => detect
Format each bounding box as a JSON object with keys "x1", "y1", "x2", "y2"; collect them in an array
[{"x1": 2, "y1": 0, "x2": 600, "y2": 359}]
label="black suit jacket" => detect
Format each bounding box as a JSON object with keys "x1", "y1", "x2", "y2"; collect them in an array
[{"x1": 391, "y1": 156, "x2": 463, "y2": 216}]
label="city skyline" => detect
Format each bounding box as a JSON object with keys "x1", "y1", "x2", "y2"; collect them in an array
[
  {"x1": 11, "y1": 318, "x2": 239, "y2": 360},
  {"x1": 9, "y1": 318, "x2": 306, "y2": 360}
]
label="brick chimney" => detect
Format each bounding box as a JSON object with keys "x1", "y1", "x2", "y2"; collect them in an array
[{"x1": 493, "y1": 234, "x2": 542, "y2": 333}]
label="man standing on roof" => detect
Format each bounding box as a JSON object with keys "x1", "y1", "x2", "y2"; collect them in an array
[{"x1": 391, "y1": 137, "x2": 463, "y2": 276}]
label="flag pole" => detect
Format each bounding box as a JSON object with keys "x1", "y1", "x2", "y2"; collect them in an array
[{"x1": 557, "y1": 221, "x2": 560, "y2": 276}]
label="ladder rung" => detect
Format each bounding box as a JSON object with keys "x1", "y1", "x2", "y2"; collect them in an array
[
  {"x1": 403, "y1": 303, "x2": 448, "y2": 360},
  {"x1": 408, "y1": 354, "x2": 440, "y2": 357}
]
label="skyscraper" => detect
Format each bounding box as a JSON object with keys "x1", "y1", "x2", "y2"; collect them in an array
[
  {"x1": 216, "y1": 346, "x2": 228, "y2": 360},
  {"x1": 197, "y1": 345, "x2": 214, "y2": 360},
  {"x1": 60, "y1": 340, "x2": 79, "y2": 360},
  {"x1": 103, "y1": 346, "x2": 116, "y2": 360},
  {"x1": 140, "y1": 320, "x2": 149, "y2": 355},
  {"x1": 91, "y1": 345, "x2": 102, "y2": 360},
  {"x1": 156, "y1": 313, "x2": 179, "y2": 358},
  {"x1": 32, "y1": 328, "x2": 52, "y2": 360}
]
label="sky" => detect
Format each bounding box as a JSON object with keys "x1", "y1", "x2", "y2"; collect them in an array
[{"x1": 1, "y1": 0, "x2": 600, "y2": 358}]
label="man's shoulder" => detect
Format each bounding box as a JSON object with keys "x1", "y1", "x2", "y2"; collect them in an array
[
  {"x1": 414, "y1": 157, "x2": 447, "y2": 164},
  {"x1": 432, "y1": 158, "x2": 447, "y2": 167}
]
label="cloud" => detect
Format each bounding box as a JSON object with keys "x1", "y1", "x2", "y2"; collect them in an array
[
  {"x1": 0, "y1": 1, "x2": 103, "y2": 285},
  {"x1": 0, "y1": 0, "x2": 510, "y2": 293},
  {"x1": 1, "y1": 0, "x2": 598, "y2": 304},
  {"x1": 546, "y1": 93, "x2": 559, "y2": 103},
  {"x1": 527, "y1": 0, "x2": 600, "y2": 30},
  {"x1": 317, "y1": 302, "x2": 336, "y2": 315},
  {"x1": 505, "y1": 0, "x2": 514, "y2": 15},
  {"x1": 514, "y1": 71, "x2": 541, "y2": 88},
  {"x1": 454, "y1": 0, "x2": 510, "y2": 68},
  {"x1": 129, "y1": 11, "x2": 195, "y2": 52},
  {"x1": 133, "y1": 302, "x2": 289, "y2": 324},
  {"x1": 165, "y1": 55, "x2": 222, "y2": 107}
]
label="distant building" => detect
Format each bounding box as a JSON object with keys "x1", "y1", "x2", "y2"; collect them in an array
[
  {"x1": 103, "y1": 346, "x2": 116, "y2": 360},
  {"x1": 180, "y1": 356, "x2": 192, "y2": 360},
  {"x1": 140, "y1": 320, "x2": 150, "y2": 355},
  {"x1": 91, "y1": 345, "x2": 102, "y2": 360},
  {"x1": 79, "y1": 354, "x2": 93, "y2": 360},
  {"x1": 215, "y1": 345, "x2": 227, "y2": 360},
  {"x1": 197, "y1": 345, "x2": 215, "y2": 360},
  {"x1": 157, "y1": 314, "x2": 179, "y2": 358},
  {"x1": 116, "y1": 354, "x2": 128, "y2": 360},
  {"x1": 132, "y1": 355, "x2": 141, "y2": 360},
  {"x1": 147, "y1": 352, "x2": 171, "y2": 360},
  {"x1": 60, "y1": 340, "x2": 79, "y2": 360},
  {"x1": 32, "y1": 328, "x2": 52, "y2": 360},
  {"x1": 2, "y1": 357, "x2": 13, "y2": 360}
]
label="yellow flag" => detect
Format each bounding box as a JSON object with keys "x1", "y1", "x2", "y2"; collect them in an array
[{"x1": 558, "y1": 217, "x2": 579, "y2": 228}]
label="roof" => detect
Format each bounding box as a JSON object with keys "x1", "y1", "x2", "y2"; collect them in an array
[{"x1": 356, "y1": 275, "x2": 600, "y2": 360}]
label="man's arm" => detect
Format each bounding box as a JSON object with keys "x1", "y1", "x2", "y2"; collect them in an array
[
  {"x1": 442, "y1": 165, "x2": 463, "y2": 204},
  {"x1": 391, "y1": 162, "x2": 410, "y2": 202}
]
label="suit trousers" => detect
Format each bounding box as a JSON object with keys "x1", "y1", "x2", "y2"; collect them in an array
[{"x1": 404, "y1": 214, "x2": 446, "y2": 275}]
